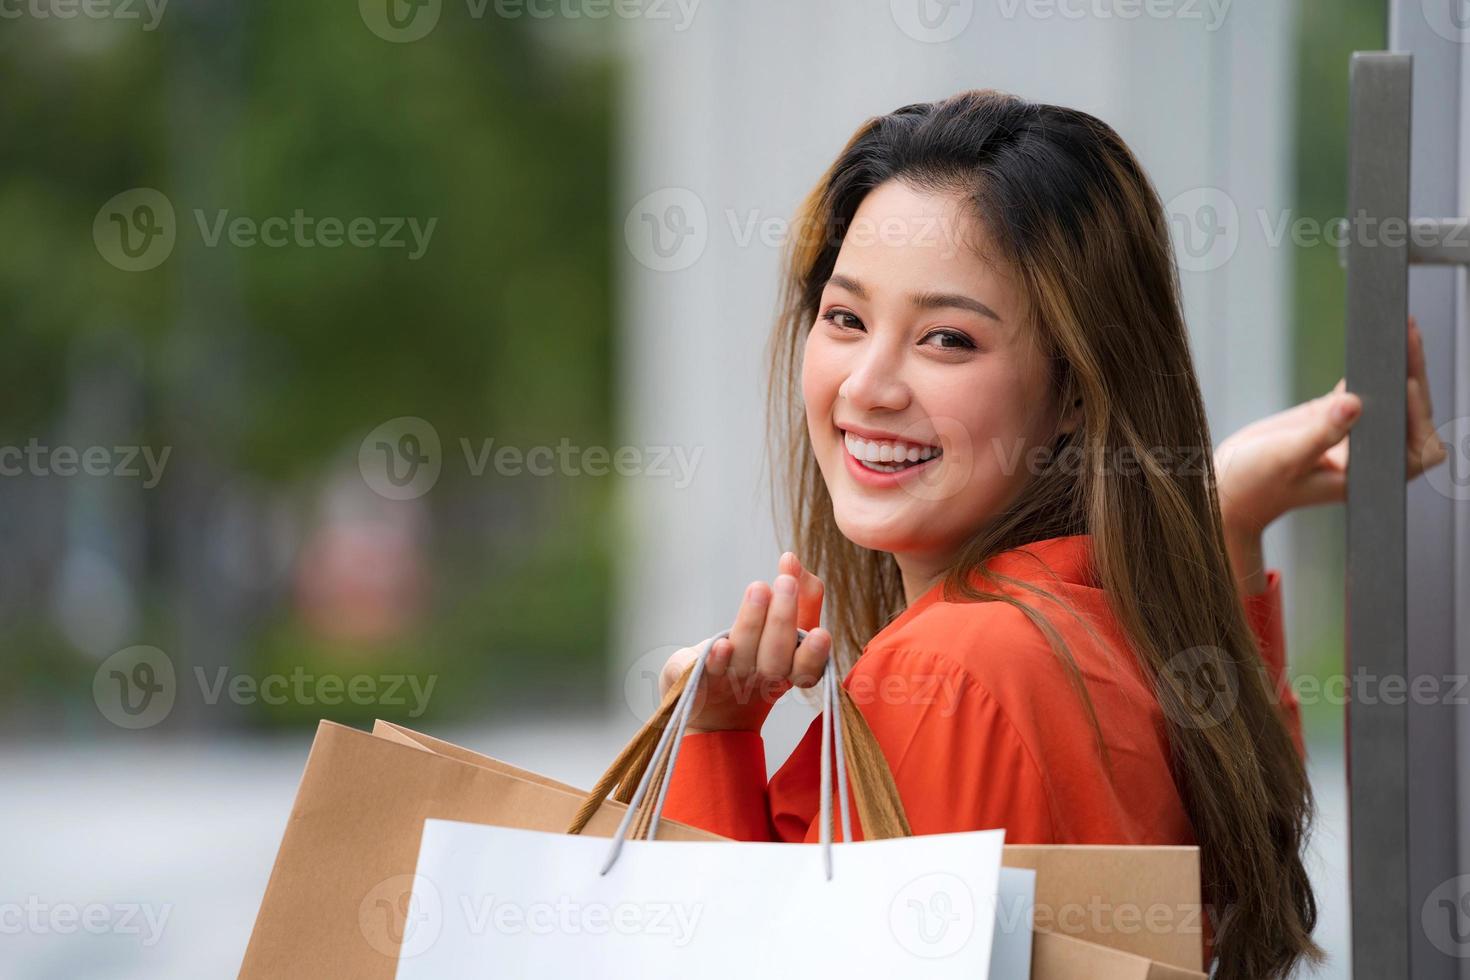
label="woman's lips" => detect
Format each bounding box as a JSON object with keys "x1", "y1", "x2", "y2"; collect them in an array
[{"x1": 840, "y1": 433, "x2": 942, "y2": 488}]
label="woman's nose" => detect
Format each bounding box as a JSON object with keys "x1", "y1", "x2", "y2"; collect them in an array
[{"x1": 838, "y1": 348, "x2": 910, "y2": 412}]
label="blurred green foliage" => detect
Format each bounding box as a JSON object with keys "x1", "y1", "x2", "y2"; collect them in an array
[
  {"x1": 1289, "y1": 0, "x2": 1385, "y2": 743},
  {"x1": 0, "y1": 3, "x2": 622, "y2": 729}
]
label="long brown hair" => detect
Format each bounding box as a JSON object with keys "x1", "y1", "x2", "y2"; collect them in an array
[{"x1": 766, "y1": 89, "x2": 1322, "y2": 980}]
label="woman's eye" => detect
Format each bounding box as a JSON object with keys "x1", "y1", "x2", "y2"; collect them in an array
[
  {"x1": 922, "y1": 329, "x2": 976, "y2": 351},
  {"x1": 820, "y1": 310, "x2": 863, "y2": 331}
]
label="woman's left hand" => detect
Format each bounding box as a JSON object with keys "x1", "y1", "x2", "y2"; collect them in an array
[{"x1": 1213, "y1": 316, "x2": 1448, "y2": 592}]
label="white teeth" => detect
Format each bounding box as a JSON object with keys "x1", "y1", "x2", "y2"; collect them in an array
[{"x1": 843, "y1": 431, "x2": 941, "y2": 470}]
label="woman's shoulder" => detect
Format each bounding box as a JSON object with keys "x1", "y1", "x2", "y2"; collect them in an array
[{"x1": 854, "y1": 575, "x2": 1147, "y2": 728}]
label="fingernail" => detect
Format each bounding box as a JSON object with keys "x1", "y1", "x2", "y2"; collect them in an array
[
  {"x1": 746, "y1": 582, "x2": 769, "y2": 606},
  {"x1": 774, "y1": 574, "x2": 797, "y2": 597},
  {"x1": 1332, "y1": 399, "x2": 1359, "y2": 425}
]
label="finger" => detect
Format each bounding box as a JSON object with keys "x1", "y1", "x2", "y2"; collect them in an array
[
  {"x1": 1406, "y1": 377, "x2": 1429, "y2": 477},
  {"x1": 1257, "y1": 385, "x2": 1353, "y2": 447},
  {"x1": 660, "y1": 644, "x2": 699, "y2": 697},
  {"x1": 706, "y1": 637, "x2": 732, "y2": 678},
  {"x1": 1407, "y1": 378, "x2": 1448, "y2": 476},
  {"x1": 1399, "y1": 318, "x2": 1434, "y2": 417},
  {"x1": 1293, "y1": 465, "x2": 1348, "y2": 509},
  {"x1": 727, "y1": 581, "x2": 772, "y2": 677},
  {"x1": 754, "y1": 573, "x2": 799, "y2": 679},
  {"x1": 1321, "y1": 436, "x2": 1348, "y2": 472},
  {"x1": 1279, "y1": 389, "x2": 1361, "y2": 466},
  {"x1": 790, "y1": 628, "x2": 832, "y2": 688},
  {"x1": 796, "y1": 568, "x2": 824, "y2": 631},
  {"x1": 779, "y1": 550, "x2": 826, "y2": 631}
]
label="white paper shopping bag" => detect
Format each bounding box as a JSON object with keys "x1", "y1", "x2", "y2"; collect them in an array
[
  {"x1": 397, "y1": 818, "x2": 1006, "y2": 978},
  {"x1": 395, "y1": 636, "x2": 1015, "y2": 978}
]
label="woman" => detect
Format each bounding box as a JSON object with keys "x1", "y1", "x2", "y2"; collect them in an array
[{"x1": 655, "y1": 90, "x2": 1447, "y2": 979}]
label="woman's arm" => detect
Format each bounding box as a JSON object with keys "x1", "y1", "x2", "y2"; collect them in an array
[
  {"x1": 1240, "y1": 569, "x2": 1304, "y2": 758},
  {"x1": 663, "y1": 645, "x2": 1054, "y2": 845},
  {"x1": 660, "y1": 730, "x2": 777, "y2": 840},
  {"x1": 1214, "y1": 317, "x2": 1446, "y2": 757}
]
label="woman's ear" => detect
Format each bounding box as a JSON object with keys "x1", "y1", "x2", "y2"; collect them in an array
[{"x1": 1057, "y1": 395, "x2": 1083, "y2": 436}]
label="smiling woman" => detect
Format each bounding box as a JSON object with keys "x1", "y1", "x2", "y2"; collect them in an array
[
  {"x1": 650, "y1": 89, "x2": 1379, "y2": 980},
  {"x1": 803, "y1": 180, "x2": 1076, "y2": 603}
]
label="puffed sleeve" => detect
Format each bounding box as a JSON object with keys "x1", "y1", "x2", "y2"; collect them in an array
[{"x1": 1241, "y1": 570, "x2": 1305, "y2": 759}]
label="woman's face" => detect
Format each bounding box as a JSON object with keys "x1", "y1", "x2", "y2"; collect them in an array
[{"x1": 802, "y1": 179, "x2": 1065, "y2": 578}]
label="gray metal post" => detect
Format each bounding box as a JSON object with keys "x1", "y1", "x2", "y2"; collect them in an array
[
  {"x1": 1345, "y1": 49, "x2": 1414, "y2": 978},
  {"x1": 1344, "y1": 50, "x2": 1470, "y2": 978}
]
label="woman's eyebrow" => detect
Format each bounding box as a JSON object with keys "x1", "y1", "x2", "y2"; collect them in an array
[
  {"x1": 910, "y1": 289, "x2": 1002, "y2": 322},
  {"x1": 824, "y1": 274, "x2": 1001, "y2": 322}
]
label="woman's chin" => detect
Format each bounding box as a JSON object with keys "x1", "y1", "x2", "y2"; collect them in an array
[{"x1": 830, "y1": 508, "x2": 911, "y2": 555}]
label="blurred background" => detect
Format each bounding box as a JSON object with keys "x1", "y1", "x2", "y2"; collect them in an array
[{"x1": 0, "y1": 0, "x2": 1399, "y2": 975}]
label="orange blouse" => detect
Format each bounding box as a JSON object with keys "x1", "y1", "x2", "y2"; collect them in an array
[{"x1": 660, "y1": 533, "x2": 1303, "y2": 970}]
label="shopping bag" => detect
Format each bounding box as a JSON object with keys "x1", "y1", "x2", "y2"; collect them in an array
[
  {"x1": 563, "y1": 630, "x2": 1207, "y2": 976},
  {"x1": 374, "y1": 717, "x2": 1205, "y2": 977},
  {"x1": 399, "y1": 819, "x2": 1008, "y2": 977},
  {"x1": 241, "y1": 629, "x2": 1206, "y2": 978},
  {"x1": 237, "y1": 719, "x2": 716, "y2": 979},
  {"x1": 394, "y1": 649, "x2": 1010, "y2": 977}
]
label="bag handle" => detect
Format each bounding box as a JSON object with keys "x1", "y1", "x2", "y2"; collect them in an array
[{"x1": 568, "y1": 629, "x2": 913, "y2": 876}]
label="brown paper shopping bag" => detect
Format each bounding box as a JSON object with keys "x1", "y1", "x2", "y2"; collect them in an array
[
  {"x1": 377, "y1": 719, "x2": 1208, "y2": 978},
  {"x1": 238, "y1": 720, "x2": 712, "y2": 979},
  {"x1": 241, "y1": 716, "x2": 1206, "y2": 978}
]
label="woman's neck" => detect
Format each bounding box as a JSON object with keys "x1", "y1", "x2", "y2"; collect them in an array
[{"x1": 895, "y1": 552, "x2": 954, "y2": 607}]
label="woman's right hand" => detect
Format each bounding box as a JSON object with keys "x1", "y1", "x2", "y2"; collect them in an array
[{"x1": 658, "y1": 551, "x2": 832, "y2": 734}]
